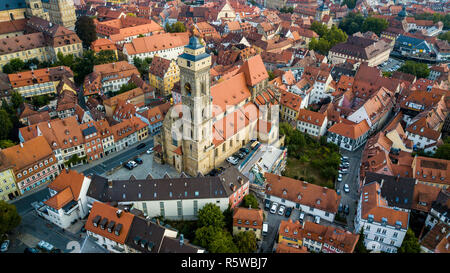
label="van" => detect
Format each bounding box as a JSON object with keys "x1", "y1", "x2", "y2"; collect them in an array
[
  {"x1": 250, "y1": 141, "x2": 259, "y2": 150},
  {"x1": 262, "y1": 223, "x2": 268, "y2": 236}
]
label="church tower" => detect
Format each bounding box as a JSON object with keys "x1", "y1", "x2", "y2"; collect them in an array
[
  {"x1": 25, "y1": 0, "x2": 50, "y2": 21},
  {"x1": 178, "y1": 36, "x2": 214, "y2": 176}
]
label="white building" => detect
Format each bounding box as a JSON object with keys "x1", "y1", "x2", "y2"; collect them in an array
[
  {"x1": 33, "y1": 170, "x2": 91, "y2": 229},
  {"x1": 264, "y1": 173, "x2": 340, "y2": 223},
  {"x1": 354, "y1": 181, "x2": 409, "y2": 253},
  {"x1": 296, "y1": 109, "x2": 328, "y2": 137},
  {"x1": 327, "y1": 120, "x2": 371, "y2": 151}
]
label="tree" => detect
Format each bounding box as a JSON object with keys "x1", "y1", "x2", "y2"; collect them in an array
[
  {"x1": 209, "y1": 230, "x2": 238, "y2": 253},
  {"x1": 75, "y1": 16, "x2": 97, "y2": 48},
  {"x1": 355, "y1": 228, "x2": 367, "y2": 253},
  {"x1": 55, "y1": 52, "x2": 75, "y2": 68},
  {"x1": 339, "y1": 12, "x2": 366, "y2": 35},
  {"x1": 0, "y1": 110, "x2": 13, "y2": 140},
  {"x1": 242, "y1": 194, "x2": 259, "y2": 209},
  {"x1": 234, "y1": 231, "x2": 257, "y2": 253},
  {"x1": 197, "y1": 203, "x2": 225, "y2": 229},
  {"x1": 361, "y1": 17, "x2": 389, "y2": 35},
  {"x1": 0, "y1": 200, "x2": 21, "y2": 237},
  {"x1": 0, "y1": 140, "x2": 15, "y2": 149},
  {"x1": 267, "y1": 70, "x2": 275, "y2": 81},
  {"x1": 133, "y1": 57, "x2": 152, "y2": 79},
  {"x1": 94, "y1": 50, "x2": 118, "y2": 65},
  {"x1": 398, "y1": 228, "x2": 421, "y2": 253},
  {"x1": 433, "y1": 143, "x2": 450, "y2": 160},
  {"x1": 438, "y1": 31, "x2": 450, "y2": 43},
  {"x1": 342, "y1": 0, "x2": 357, "y2": 9},
  {"x1": 398, "y1": 61, "x2": 430, "y2": 79},
  {"x1": 117, "y1": 82, "x2": 138, "y2": 95},
  {"x1": 194, "y1": 225, "x2": 222, "y2": 249},
  {"x1": 10, "y1": 92, "x2": 23, "y2": 110},
  {"x1": 30, "y1": 94, "x2": 51, "y2": 108},
  {"x1": 222, "y1": 205, "x2": 233, "y2": 231},
  {"x1": 165, "y1": 22, "x2": 186, "y2": 33},
  {"x1": 309, "y1": 24, "x2": 347, "y2": 54},
  {"x1": 2, "y1": 58, "x2": 25, "y2": 74}
]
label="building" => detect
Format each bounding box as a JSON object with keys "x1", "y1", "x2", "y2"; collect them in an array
[
  {"x1": 425, "y1": 190, "x2": 450, "y2": 229},
  {"x1": 278, "y1": 219, "x2": 304, "y2": 248},
  {"x1": 296, "y1": 109, "x2": 328, "y2": 137},
  {"x1": 84, "y1": 61, "x2": 140, "y2": 96},
  {"x1": 33, "y1": 169, "x2": 91, "y2": 228},
  {"x1": 0, "y1": 153, "x2": 19, "y2": 202},
  {"x1": 86, "y1": 168, "x2": 248, "y2": 220},
  {"x1": 420, "y1": 222, "x2": 449, "y2": 253},
  {"x1": 148, "y1": 56, "x2": 180, "y2": 97},
  {"x1": 279, "y1": 89, "x2": 305, "y2": 123},
  {"x1": 156, "y1": 37, "x2": 280, "y2": 176},
  {"x1": 8, "y1": 66, "x2": 74, "y2": 98},
  {"x1": 1, "y1": 136, "x2": 59, "y2": 195},
  {"x1": 328, "y1": 35, "x2": 393, "y2": 67},
  {"x1": 232, "y1": 207, "x2": 264, "y2": 240},
  {"x1": 103, "y1": 87, "x2": 145, "y2": 118},
  {"x1": 41, "y1": 0, "x2": 77, "y2": 30},
  {"x1": 394, "y1": 35, "x2": 433, "y2": 58},
  {"x1": 91, "y1": 38, "x2": 118, "y2": 59},
  {"x1": 327, "y1": 120, "x2": 371, "y2": 151},
  {"x1": 264, "y1": 173, "x2": 340, "y2": 222},
  {"x1": 412, "y1": 156, "x2": 450, "y2": 189},
  {"x1": 110, "y1": 116, "x2": 149, "y2": 152},
  {"x1": 123, "y1": 32, "x2": 189, "y2": 64},
  {"x1": 354, "y1": 181, "x2": 409, "y2": 253}
]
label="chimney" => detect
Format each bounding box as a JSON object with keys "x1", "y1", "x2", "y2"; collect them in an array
[
  {"x1": 19, "y1": 142, "x2": 23, "y2": 148},
  {"x1": 238, "y1": 176, "x2": 243, "y2": 185},
  {"x1": 108, "y1": 179, "x2": 113, "y2": 188}
]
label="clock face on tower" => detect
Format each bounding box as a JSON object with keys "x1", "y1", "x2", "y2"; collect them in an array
[{"x1": 185, "y1": 82, "x2": 191, "y2": 96}]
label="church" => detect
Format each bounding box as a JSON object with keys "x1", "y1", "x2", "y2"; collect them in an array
[{"x1": 154, "y1": 36, "x2": 281, "y2": 177}]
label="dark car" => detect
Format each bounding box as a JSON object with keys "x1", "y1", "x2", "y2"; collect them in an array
[
  {"x1": 344, "y1": 205, "x2": 349, "y2": 215},
  {"x1": 135, "y1": 158, "x2": 143, "y2": 164},
  {"x1": 239, "y1": 147, "x2": 250, "y2": 154},
  {"x1": 264, "y1": 200, "x2": 271, "y2": 211},
  {"x1": 338, "y1": 203, "x2": 343, "y2": 213},
  {"x1": 136, "y1": 143, "x2": 146, "y2": 149},
  {"x1": 123, "y1": 162, "x2": 133, "y2": 170},
  {"x1": 80, "y1": 227, "x2": 86, "y2": 233},
  {"x1": 285, "y1": 207, "x2": 293, "y2": 218},
  {"x1": 24, "y1": 247, "x2": 40, "y2": 253},
  {"x1": 234, "y1": 152, "x2": 245, "y2": 159}
]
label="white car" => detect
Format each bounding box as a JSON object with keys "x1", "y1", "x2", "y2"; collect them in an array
[
  {"x1": 314, "y1": 216, "x2": 320, "y2": 224},
  {"x1": 337, "y1": 177, "x2": 343, "y2": 183},
  {"x1": 278, "y1": 205, "x2": 286, "y2": 216},
  {"x1": 129, "y1": 161, "x2": 138, "y2": 168},
  {"x1": 344, "y1": 184, "x2": 350, "y2": 193},
  {"x1": 0, "y1": 240, "x2": 9, "y2": 252},
  {"x1": 226, "y1": 156, "x2": 238, "y2": 165},
  {"x1": 270, "y1": 202, "x2": 278, "y2": 214},
  {"x1": 146, "y1": 148, "x2": 154, "y2": 154}
]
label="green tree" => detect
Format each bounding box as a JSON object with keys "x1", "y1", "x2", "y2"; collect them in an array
[
  {"x1": 398, "y1": 228, "x2": 421, "y2": 253},
  {"x1": 2, "y1": 58, "x2": 25, "y2": 74},
  {"x1": 234, "y1": 231, "x2": 257, "y2": 253},
  {"x1": 194, "y1": 225, "x2": 222, "y2": 249},
  {"x1": 75, "y1": 16, "x2": 97, "y2": 48},
  {"x1": 355, "y1": 228, "x2": 367, "y2": 253},
  {"x1": 361, "y1": 17, "x2": 389, "y2": 35},
  {"x1": 55, "y1": 52, "x2": 75, "y2": 67},
  {"x1": 117, "y1": 82, "x2": 138, "y2": 95},
  {"x1": 433, "y1": 143, "x2": 450, "y2": 160},
  {"x1": 10, "y1": 92, "x2": 24, "y2": 110},
  {"x1": 209, "y1": 230, "x2": 238, "y2": 253},
  {"x1": 133, "y1": 57, "x2": 152, "y2": 78},
  {"x1": 0, "y1": 200, "x2": 21, "y2": 237},
  {"x1": 342, "y1": 0, "x2": 357, "y2": 9},
  {"x1": 0, "y1": 139, "x2": 15, "y2": 149},
  {"x1": 339, "y1": 12, "x2": 366, "y2": 35},
  {"x1": 398, "y1": 61, "x2": 430, "y2": 79},
  {"x1": 197, "y1": 203, "x2": 225, "y2": 229},
  {"x1": 94, "y1": 50, "x2": 118, "y2": 65},
  {"x1": 242, "y1": 194, "x2": 259, "y2": 209},
  {"x1": 438, "y1": 31, "x2": 450, "y2": 43},
  {"x1": 222, "y1": 205, "x2": 233, "y2": 231},
  {"x1": 165, "y1": 22, "x2": 186, "y2": 33},
  {"x1": 309, "y1": 23, "x2": 347, "y2": 54},
  {"x1": 0, "y1": 110, "x2": 13, "y2": 140},
  {"x1": 30, "y1": 94, "x2": 51, "y2": 108}
]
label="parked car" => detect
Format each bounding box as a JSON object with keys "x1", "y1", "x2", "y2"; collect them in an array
[
  {"x1": 233, "y1": 152, "x2": 245, "y2": 159},
  {"x1": 226, "y1": 157, "x2": 238, "y2": 165},
  {"x1": 37, "y1": 241, "x2": 54, "y2": 252},
  {"x1": 135, "y1": 158, "x2": 143, "y2": 164},
  {"x1": 129, "y1": 161, "x2": 138, "y2": 168},
  {"x1": 299, "y1": 212, "x2": 305, "y2": 223},
  {"x1": 344, "y1": 204, "x2": 349, "y2": 215},
  {"x1": 80, "y1": 226, "x2": 86, "y2": 233},
  {"x1": 0, "y1": 240, "x2": 9, "y2": 252},
  {"x1": 264, "y1": 200, "x2": 271, "y2": 211},
  {"x1": 338, "y1": 204, "x2": 343, "y2": 213},
  {"x1": 136, "y1": 143, "x2": 146, "y2": 149},
  {"x1": 337, "y1": 177, "x2": 342, "y2": 183},
  {"x1": 337, "y1": 189, "x2": 341, "y2": 195},
  {"x1": 146, "y1": 147, "x2": 154, "y2": 154},
  {"x1": 344, "y1": 184, "x2": 350, "y2": 193},
  {"x1": 270, "y1": 202, "x2": 278, "y2": 214},
  {"x1": 262, "y1": 223, "x2": 268, "y2": 236},
  {"x1": 24, "y1": 247, "x2": 40, "y2": 253},
  {"x1": 314, "y1": 216, "x2": 320, "y2": 224},
  {"x1": 285, "y1": 207, "x2": 293, "y2": 218},
  {"x1": 239, "y1": 147, "x2": 250, "y2": 154},
  {"x1": 124, "y1": 162, "x2": 133, "y2": 170},
  {"x1": 278, "y1": 205, "x2": 286, "y2": 216}
]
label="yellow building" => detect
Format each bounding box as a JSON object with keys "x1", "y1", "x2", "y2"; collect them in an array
[
  {"x1": 148, "y1": 56, "x2": 180, "y2": 97},
  {"x1": 0, "y1": 153, "x2": 19, "y2": 202},
  {"x1": 42, "y1": 0, "x2": 77, "y2": 30},
  {"x1": 278, "y1": 220, "x2": 303, "y2": 248}
]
